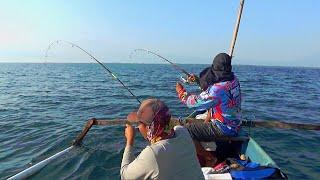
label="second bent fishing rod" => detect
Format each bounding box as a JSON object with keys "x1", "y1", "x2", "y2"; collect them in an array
[
  {"x1": 131, "y1": 48, "x2": 201, "y2": 87},
  {"x1": 132, "y1": 48, "x2": 191, "y2": 76}
]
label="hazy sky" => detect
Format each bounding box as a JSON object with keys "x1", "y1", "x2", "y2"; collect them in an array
[{"x1": 1, "y1": 0, "x2": 319, "y2": 67}]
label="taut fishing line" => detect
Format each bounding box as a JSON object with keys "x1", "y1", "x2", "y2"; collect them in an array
[{"x1": 45, "y1": 40, "x2": 141, "y2": 104}]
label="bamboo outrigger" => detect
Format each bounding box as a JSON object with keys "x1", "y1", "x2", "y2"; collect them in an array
[{"x1": 8, "y1": 117, "x2": 319, "y2": 179}]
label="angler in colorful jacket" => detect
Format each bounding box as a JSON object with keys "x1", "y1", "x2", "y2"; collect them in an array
[
  {"x1": 176, "y1": 53, "x2": 242, "y2": 139},
  {"x1": 176, "y1": 53, "x2": 242, "y2": 166}
]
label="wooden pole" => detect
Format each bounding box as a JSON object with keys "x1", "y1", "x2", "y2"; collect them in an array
[{"x1": 229, "y1": 0, "x2": 245, "y2": 58}]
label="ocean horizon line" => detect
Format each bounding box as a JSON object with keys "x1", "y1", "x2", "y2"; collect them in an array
[{"x1": 0, "y1": 62, "x2": 319, "y2": 69}]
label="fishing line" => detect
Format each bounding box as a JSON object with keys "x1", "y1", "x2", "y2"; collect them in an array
[
  {"x1": 40, "y1": 52, "x2": 50, "y2": 122},
  {"x1": 45, "y1": 40, "x2": 141, "y2": 104},
  {"x1": 130, "y1": 49, "x2": 192, "y2": 77}
]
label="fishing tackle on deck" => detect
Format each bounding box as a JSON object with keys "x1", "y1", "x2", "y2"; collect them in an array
[{"x1": 45, "y1": 40, "x2": 141, "y2": 104}]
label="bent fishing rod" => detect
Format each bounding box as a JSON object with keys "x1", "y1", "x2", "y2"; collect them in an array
[
  {"x1": 45, "y1": 40, "x2": 141, "y2": 104},
  {"x1": 131, "y1": 48, "x2": 202, "y2": 88},
  {"x1": 9, "y1": 41, "x2": 143, "y2": 179},
  {"x1": 132, "y1": 48, "x2": 192, "y2": 76}
]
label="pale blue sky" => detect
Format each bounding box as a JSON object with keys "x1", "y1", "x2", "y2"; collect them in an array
[{"x1": 0, "y1": 0, "x2": 319, "y2": 67}]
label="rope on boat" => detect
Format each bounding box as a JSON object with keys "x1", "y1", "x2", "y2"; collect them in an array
[{"x1": 45, "y1": 40, "x2": 141, "y2": 104}]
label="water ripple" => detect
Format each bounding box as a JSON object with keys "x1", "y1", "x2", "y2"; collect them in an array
[{"x1": 0, "y1": 63, "x2": 319, "y2": 179}]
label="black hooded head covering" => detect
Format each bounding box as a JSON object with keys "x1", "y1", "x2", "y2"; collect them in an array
[{"x1": 199, "y1": 53, "x2": 234, "y2": 90}]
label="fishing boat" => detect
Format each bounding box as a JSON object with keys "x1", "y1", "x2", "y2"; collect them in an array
[
  {"x1": 8, "y1": 117, "x2": 291, "y2": 179},
  {"x1": 7, "y1": 0, "x2": 320, "y2": 179}
]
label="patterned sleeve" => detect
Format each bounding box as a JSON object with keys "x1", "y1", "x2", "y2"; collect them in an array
[{"x1": 182, "y1": 89, "x2": 219, "y2": 111}]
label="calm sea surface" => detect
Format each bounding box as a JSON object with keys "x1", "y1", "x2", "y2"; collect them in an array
[{"x1": 0, "y1": 63, "x2": 319, "y2": 179}]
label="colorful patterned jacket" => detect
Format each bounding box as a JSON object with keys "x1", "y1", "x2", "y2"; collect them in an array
[{"x1": 181, "y1": 77, "x2": 242, "y2": 136}]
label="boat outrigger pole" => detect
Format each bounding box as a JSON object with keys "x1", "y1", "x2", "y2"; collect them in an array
[
  {"x1": 8, "y1": 147, "x2": 73, "y2": 180},
  {"x1": 72, "y1": 117, "x2": 320, "y2": 147},
  {"x1": 229, "y1": 0, "x2": 245, "y2": 58},
  {"x1": 9, "y1": 118, "x2": 320, "y2": 178}
]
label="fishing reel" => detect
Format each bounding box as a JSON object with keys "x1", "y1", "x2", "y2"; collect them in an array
[
  {"x1": 180, "y1": 75, "x2": 196, "y2": 84},
  {"x1": 180, "y1": 75, "x2": 202, "y2": 90},
  {"x1": 180, "y1": 76, "x2": 189, "y2": 84}
]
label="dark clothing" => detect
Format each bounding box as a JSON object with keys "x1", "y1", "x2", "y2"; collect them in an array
[
  {"x1": 186, "y1": 122, "x2": 223, "y2": 142},
  {"x1": 199, "y1": 53, "x2": 234, "y2": 90}
]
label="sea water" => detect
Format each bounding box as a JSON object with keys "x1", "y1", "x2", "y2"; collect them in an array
[{"x1": 0, "y1": 63, "x2": 319, "y2": 179}]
